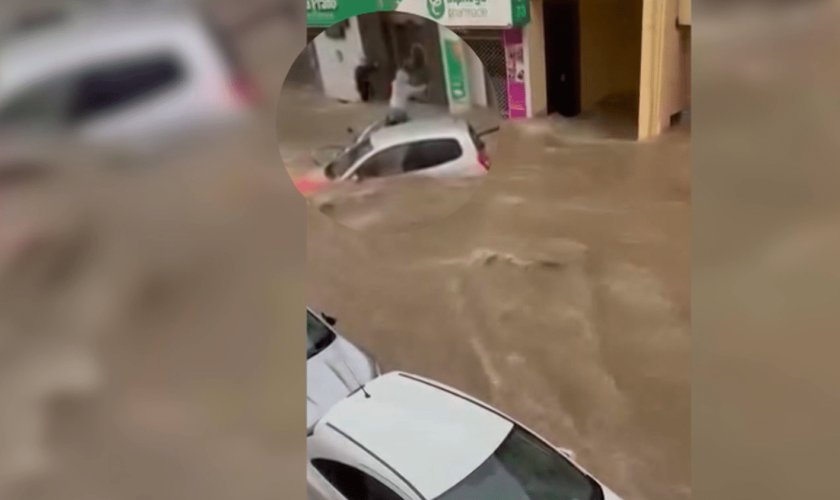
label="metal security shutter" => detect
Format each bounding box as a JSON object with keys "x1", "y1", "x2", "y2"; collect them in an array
[{"x1": 456, "y1": 29, "x2": 508, "y2": 118}]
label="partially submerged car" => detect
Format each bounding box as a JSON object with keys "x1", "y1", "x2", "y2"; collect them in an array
[
  {"x1": 306, "y1": 308, "x2": 381, "y2": 432},
  {"x1": 0, "y1": 4, "x2": 256, "y2": 150},
  {"x1": 307, "y1": 371, "x2": 624, "y2": 500},
  {"x1": 295, "y1": 116, "x2": 493, "y2": 196}
]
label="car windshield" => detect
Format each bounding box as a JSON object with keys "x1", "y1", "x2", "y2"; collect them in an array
[
  {"x1": 307, "y1": 311, "x2": 336, "y2": 359},
  {"x1": 325, "y1": 138, "x2": 373, "y2": 179},
  {"x1": 435, "y1": 426, "x2": 603, "y2": 500}
]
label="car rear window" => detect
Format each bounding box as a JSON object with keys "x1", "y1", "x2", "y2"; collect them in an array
[
  {"x1": 402, "y1": 138, "x2": 463, "y2": 172},
  {"x1": 68, "y1": 54, "x2": 185, "y2": 124}
]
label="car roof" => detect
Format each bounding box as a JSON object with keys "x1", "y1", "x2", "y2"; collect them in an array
[
  {"x1": 0, "y1": 7, "x2": 205, "y2": 99},
  {"x1": 368, "y1": 117, "x2": 470, "y2": 151},
  {"x1": 316, "y1": 372, "x2": 513, "y2": 499}
]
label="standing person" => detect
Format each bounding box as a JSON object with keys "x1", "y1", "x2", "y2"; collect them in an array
[
  {"x1": 354, "y1": 56, "x2": 378, "y2": 102},
  {"x1": 386, "y1": 62, "x2": 427, "y2": 125}
]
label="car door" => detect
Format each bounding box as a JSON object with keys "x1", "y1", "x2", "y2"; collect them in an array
[
  {"x1": 342, "y1": 144, "x2": 410, "y2": 182},
  {"x1": 400, "y1": 138, "x2": 472, "y2": 178},
  {"x1": 309, "y1": 459, "x2": 413, "y2": 500}
]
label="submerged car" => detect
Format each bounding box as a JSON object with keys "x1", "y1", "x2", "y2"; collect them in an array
[
  {"x1": 307, "y1": 371, "x2": 624, "y2": 500},
  {"x1": 0, "y1": 4, "x2": 256, "y2": 150},
  {"x1": 306, "y1": 308, "x2": 381, "y2": 432},
  {"x1": 295, "y1": 117, "x2": 492, "y2": 196}
]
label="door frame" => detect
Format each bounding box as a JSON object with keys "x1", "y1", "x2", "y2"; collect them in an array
[{"x1": 638, "y1": 0, "x2": 668, "y2": 140}]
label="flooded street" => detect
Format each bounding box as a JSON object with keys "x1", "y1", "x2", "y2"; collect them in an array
[
  {"x1": 0, "y1": 3, "x2": 691, "y2": 498},
  {"x1": 307, "y1": 124, "x2": 690, "y2": 500}
]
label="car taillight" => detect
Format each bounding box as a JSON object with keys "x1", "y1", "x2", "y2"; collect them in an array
[
  {"x1": 231, "y1": 74, "x2": 259, "y2": 105},
  {"x1": 478, "y1": 149, "x2": 491, "y2": 170}
]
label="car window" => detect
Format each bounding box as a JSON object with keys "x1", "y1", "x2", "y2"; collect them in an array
[
  {"x1": 355, "y1": 144, "x2": 409, "y2": 180},
  {"x1": 402, "y1": 138, "x2": 463, "y2": 172},
  {"x1": 67, "y1": 54, "x2": 185, "y2": 124},
  {"x1": 307, "y1": 311, "x2": 337, "y2": 360},
  {"x1": 435, "y1": 425, "x2": 599, "y2": 500},
  {"x1": 0, "y1": 78, "x2": 73, "y2": 129},
  {"x1": 311, "y1": 459, "x2": 405, "y2": 500}
]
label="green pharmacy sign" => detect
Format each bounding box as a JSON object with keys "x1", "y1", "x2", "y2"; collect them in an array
[
  {"x1": 426, "y1": 0, "x2": 445, "y2": 20},
  {"x1": 306, "y1": 0, "x2": 389, "y2": 27},
  {"x1": 510, "y1": 0, "x2": 530, "y2": 27}
]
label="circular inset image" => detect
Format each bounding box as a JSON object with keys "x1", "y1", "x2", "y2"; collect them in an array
[{"x1": 279, "y1": 11, "x2": 501, "y2": 232}]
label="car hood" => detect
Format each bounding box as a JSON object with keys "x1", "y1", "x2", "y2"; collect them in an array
[
  {"x1": 602, "y1": 485, "x2": 625, "y2": 500},
  {"x1": 307, "y1": 336, "x2": 376, "y2": 430}
]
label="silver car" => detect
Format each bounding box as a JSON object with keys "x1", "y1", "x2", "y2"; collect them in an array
[
  {"x1": 307, "y1": 308, "x2": 381, "y2": 432},
  {"x1": 0, "y1": 4, "x2": 254, "y2": 149},
  {"x1": 323, "y1": 117, "x2": 492, "y2": 183}
]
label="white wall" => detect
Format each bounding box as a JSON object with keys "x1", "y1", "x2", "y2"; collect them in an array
[
  {"x1": 466, "y1": 45, "x2": 488, "y2": 108},
  {"x1": 312, "y1": 16, "x2": 366, "y2": 102},
  {"x1": 523, "y1": 0, "x2": 546, "y2": 117}
]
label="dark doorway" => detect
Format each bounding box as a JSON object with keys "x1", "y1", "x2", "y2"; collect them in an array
[{"x1": 543, "y1": 0, "x2": 581, "y2": 116}]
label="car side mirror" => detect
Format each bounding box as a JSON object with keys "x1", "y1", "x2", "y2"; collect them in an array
[
  {"x1": 557, "y1": 447, "x2": 576, "y2": 461},
  {"x1": 321, "y1": 313, "x2": 337, "y2": 326}
]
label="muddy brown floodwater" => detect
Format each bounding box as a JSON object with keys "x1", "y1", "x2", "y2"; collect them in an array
[{"x1": 307, "y1": 123, "x2": 690, "y2": 500}]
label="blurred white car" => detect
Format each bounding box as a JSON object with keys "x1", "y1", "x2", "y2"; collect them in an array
[
  {"x1": 296, "y1": 117, "x2": 491, "y2": 196},
  {"x1": 307, "y1": 371, "x2": 624, "y2": 500},
  {"x1": 307, "y1": 308, "x2": 381, "y2": 433},
  {"x1": 0, "y1": 5, "x2": 256, "y2": 149}
]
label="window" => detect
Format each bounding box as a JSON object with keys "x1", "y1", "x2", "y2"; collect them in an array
[
  {"x1": 67, "y1": 54, "x2": 184, "y2": 124},
  {"x1": 311, "y1": 459, "x2": 404, "y2": 500},
  {"x1": 0, "y1": 78, "x2": 73, "y2": 129},
  {"x1": 435, "y1": 426, "x2": 601, "y2": 500},
  {"x1": 354, "y1": 144, "x2": 410, "y2": 180},
  {"x1": 307, "y1": 311, "x2": 336, "y2": 360},
  {"x1": 402, "y1": 139, "x2": 463, "y2": 172}
]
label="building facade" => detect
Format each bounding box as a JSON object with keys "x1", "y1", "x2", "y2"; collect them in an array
[
  {"x1": 304, "y1": 0, "x2": 691, "y2": 138},
  {"x1": 305, "y1": 0, "x2": 531, "y2": 118}
]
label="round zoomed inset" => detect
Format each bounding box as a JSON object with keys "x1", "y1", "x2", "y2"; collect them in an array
[{"x1": 279, "y1": 11, "x2": 501, "y2": 233}]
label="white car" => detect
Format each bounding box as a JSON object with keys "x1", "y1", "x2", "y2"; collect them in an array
[
  {"x1": 307, "y1": 308, "x2": 381, "y2": 432},
  {"x1": 325, "y1": 117, "x2": 491, "y2": 182},
  {"x1": 0, "y1": 4, "x2": 255, "y2": 149},
  {"x1": 307, "y1": 371, "x2": 624, "y2": 500}
]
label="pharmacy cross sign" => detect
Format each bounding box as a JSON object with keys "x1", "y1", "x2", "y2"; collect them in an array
[
  {"x1": 426, "y1": 0, "x2": 445, "y2": 19},
  {"x1": 399, "y1": 0, "x2": 530, "y2": 28}
]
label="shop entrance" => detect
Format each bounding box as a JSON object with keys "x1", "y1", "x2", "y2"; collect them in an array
[
  {"x1": 543, "y1": 0, "x2": 581, "y2": 117},
  {"x1": 382, "y1": 15, "x2": 448, "y2": 107}
]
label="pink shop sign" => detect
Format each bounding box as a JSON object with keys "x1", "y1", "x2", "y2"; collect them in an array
[{"x1": 503, "y1": 28, "x2": 527, "y2": 119}]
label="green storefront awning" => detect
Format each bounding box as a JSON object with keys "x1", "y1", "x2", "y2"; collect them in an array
[
  {"x1": 307, "y1": 0, "x2": 529, "y2": 28},
  {"x1": 306, "y1": 0, "x2": 391, "y2": 27}
]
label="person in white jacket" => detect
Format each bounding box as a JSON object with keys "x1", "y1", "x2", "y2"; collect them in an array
[{"x1": 386, "y1": 63, "x2": 427, "y2": 125}]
